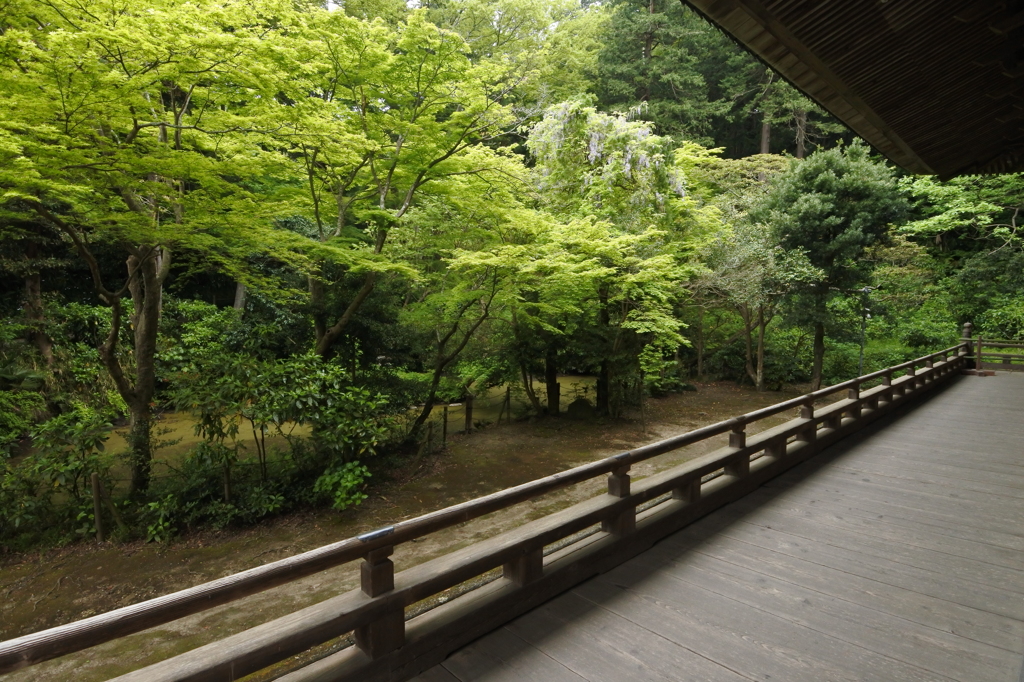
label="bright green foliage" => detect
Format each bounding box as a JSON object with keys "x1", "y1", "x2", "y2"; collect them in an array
[
  {"x1": 900, "y1": 174, "x2": 1024, "y2": 247},
  {"x1": 314, "y1": 462, "x2": 371, "y2": 511},
  {"x1": 272, "y1": 9, "x2": 524, "y2": 357},
  {"x1": 0, "y1": 0, "x2": 316, "y2": 493}
]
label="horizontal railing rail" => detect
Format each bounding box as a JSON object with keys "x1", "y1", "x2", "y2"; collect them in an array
[
  {"x1": 0, "y1": 339, "x2": 973, "y2": 681},
  {"x1": 972, "y1": 333, "x2": 1024, "y2": 371}
]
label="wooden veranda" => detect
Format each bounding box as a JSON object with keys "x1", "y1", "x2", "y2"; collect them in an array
[{"x1": 413, "y1": 370, "x2": 1024, "y2": 682}]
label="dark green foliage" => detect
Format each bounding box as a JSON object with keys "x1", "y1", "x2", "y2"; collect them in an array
[
  {"x1": 594, "y1": 1, "x2": 844, "y2": 155},
  {"x1": 755, "y1": 143, "x2": 909, "y2": 290},
  {"x1": 0, "y1": 390, "x2": 44, "y2": 456}
]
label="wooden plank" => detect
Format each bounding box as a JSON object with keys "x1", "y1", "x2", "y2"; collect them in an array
[
  {"x1": 838, "y1": 446, "x2": 1024, "y2": 478},
  {"x1": 722, "y1": 491, "x2": 1024, "y2": 570},
  {"x1": 610, "y1": 551, "x2": 1019, "y2": 680},
  {"x1": 753, "y1": 474, "x2": 1024, "y2": 537},
  {"x1": 654, "y1": 531, "x2": 1024, "y2": 654},
  {"x1": 504, "y1": 592, "x2": 748, "y2": 682},
  {"x1": 409, "y1": 666, "x2": 461, "y2": 682},
  {"x1": 764, "y1": 478, "x2": 1024, "y2": 536},
  {"x1": 668, "y1": 520, "x2": 1024, "y2": 620},
  {"x1": 576, "y1": 574, "x2": 954, "y2": 682},
  {"x1": 440, "y1": 628, "x2": 587, "y2": 682},
  {"x1": 754, "y1": 456, "x2": 1024, "y2": 529},
  {"x1": 799, "y1": 467, "x2": 1024, "y2": 512},
  {"x1": 740, "y1": 477, "x2": 1024, "y2": 552},
  {"x1": 828, "y1": 457, "x2": 1024, "y2": 494}
]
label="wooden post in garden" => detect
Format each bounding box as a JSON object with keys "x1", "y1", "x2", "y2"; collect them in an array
[
  {"x1": 223, "y1": 466, "x2": 232, "y2": 503},
  {"x1": 465, "y1": 394, "x2": 473, "y2": 434},
  {"x1": 442, "y1": 405, "x2": 448, "y2": 445},
  {"x1": 90, "y1": 472, "x2": 104, "y2": 543}
]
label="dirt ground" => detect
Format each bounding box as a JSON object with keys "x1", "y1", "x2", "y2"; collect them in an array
[{"x1": 0, "y1": 381, "x2": 818, "y2": 681}]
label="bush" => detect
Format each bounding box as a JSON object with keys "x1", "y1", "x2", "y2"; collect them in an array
[
  {"x1": 0, "y1": 390, "x2": 44, "y2": 457},
  {"x1": 314, "y1": 462, "x2": 371, "y2": 511},
  {"x1": 977, "y1": 299, "x2": 1024, "y2": 340}
]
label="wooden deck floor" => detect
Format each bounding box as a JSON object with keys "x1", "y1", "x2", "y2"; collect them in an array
[{"x1": 414, "y1": 374, "x2": 1024, "y2": 682}]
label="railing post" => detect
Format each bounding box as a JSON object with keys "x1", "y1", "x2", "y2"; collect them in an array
[
  {"x1": 846, "y1": 383, "x2": 861, "y2": 419},
  {"x1": 503, "y1": 546, "x2": 543, "y2": 586},
  {"x1": 355, "y1": 546, "x2": 404, "y2": 658},
  {"x1": 905, "y1": 364, "x2": 916, "y2": 392},
  {"x1": 765, "y1": 437, "x2": 787, "y2": 459},
  {"x1": 880, "y1": 371, "x2": 893, "y2": 404},
  {"x1": 672, "y1": 476, "x2": 701, "y2": 504},
  {"x1": 726, "y1": 424, "x2": 749, "y2": 478},
  {"x1": 602, "y1": 463, "x2": 635, "y2": 536},
  {"x1": 798, "y1": 401, "x2": 816, "y2": 442},
  {"x1": 962, "y1": 322, "x2": 974, "y2": 369}
]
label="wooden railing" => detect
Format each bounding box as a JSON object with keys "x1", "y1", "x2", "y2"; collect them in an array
[
  {"x1": 973, "y1": 332, "x2": 1024, "y2": 372},
  {"x1": 0, "y1": 340, "x2": 973, "y2": 682}
]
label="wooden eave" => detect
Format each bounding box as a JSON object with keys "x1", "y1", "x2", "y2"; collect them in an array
[{"x1": 685, "y1": 0, "x2": 1024, "y2": 177}]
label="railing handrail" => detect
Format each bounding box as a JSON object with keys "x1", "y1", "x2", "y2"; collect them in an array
[{"x1": 0, "y1": 340, "x2": 971, "y2": 674}]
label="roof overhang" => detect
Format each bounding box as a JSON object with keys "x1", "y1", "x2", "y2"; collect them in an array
[{"x1": 684, "y1": 0, "x2": 1024, "y2": 177}]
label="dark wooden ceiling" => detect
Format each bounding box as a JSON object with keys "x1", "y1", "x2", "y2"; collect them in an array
[{"x1": 685, "y1": 0, "x2": 1024, "y2": 177}]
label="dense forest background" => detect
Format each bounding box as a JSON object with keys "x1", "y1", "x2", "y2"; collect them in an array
[{"x1": 2, "y1": 0, "x2": 1022, "y2": 549}]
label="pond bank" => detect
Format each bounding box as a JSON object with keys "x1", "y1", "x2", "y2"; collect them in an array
[{"x1": 1, "y1": 381, "x2": 820, "y2": 681}]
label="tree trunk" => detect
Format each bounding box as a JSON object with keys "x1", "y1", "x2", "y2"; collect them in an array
[
  {"x1": 794, "y1": 109, "x2": 807, "y2": 159},
  {"x1": 544, "y1": 349, "x2": 559, "y2": 416},
  {"x1": 122, "y1": 249, "x2": 167, "y2": 495},
  {"x1": 695, "y1": 306, "x2": 704, "y2": 378},
  {"x1": 755, "y1": 306, "x2": 766, "y2": 391},
  {"x1": 315, "y1": 272, "x2": 377, "y2": 357},
  {"x1": 639, "y1": 0, "x2": 656, "y2": 101},
  {"x1": 596, "y1": 361, "x2": 610, "y2": 415},
  {"x1": 741, "y1": 306, "x2": 757, "y2": 387},
  {"x1": 233, "y1": 282, "x2": 246, "y2": 311},
  {"x1": 760, "y1": 118, "x2": 771, "y2": 154},
  {"x1": 811, "y1": 320, "x2": 825, "y2": 391},
  {"x1": 520, "y1": 360, "x2": 543, "y2": 415},
  {"x1": 24, "y1": 270, "x2": 54, "y2": 367},
  {"x1": 596, "y1": 286, "x2": 611, "y2": 414},
  {"x1": 409, "y1": 294, "x2": 496, "y2": 434},
  {"x1": 407, "y1": 364, "x2": 444, "y2": 432},
  {"x1": 126, "y1": 398, "x2": 153, "y2": 494}
]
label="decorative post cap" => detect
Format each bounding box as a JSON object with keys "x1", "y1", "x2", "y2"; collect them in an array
[{"x1": 962, "y1": 322, "x2": 973, "y2": 338}]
